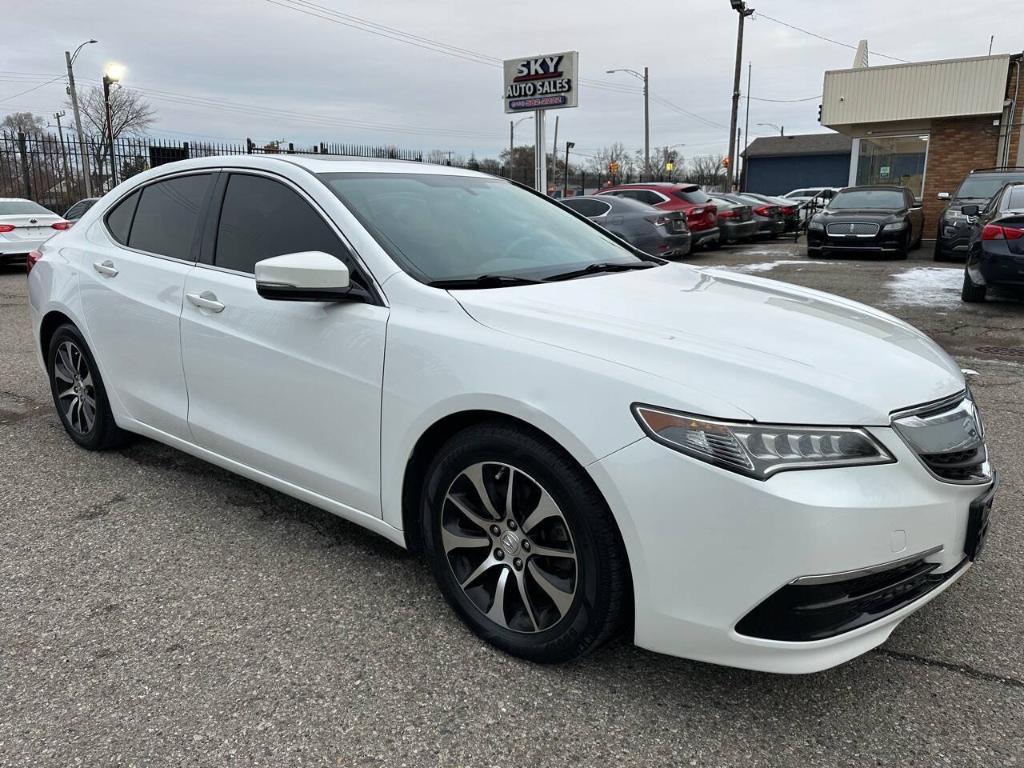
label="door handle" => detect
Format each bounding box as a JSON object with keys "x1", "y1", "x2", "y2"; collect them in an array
[
  {"x1": 93, "y1": 259, "x2": 118, "y2": 278},
  {"x1": 186, "y1": 291, "x2": 225, "y2": 313}
]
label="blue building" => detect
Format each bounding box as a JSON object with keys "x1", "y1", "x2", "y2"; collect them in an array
[{"x1": 742, "y1": 133, "x2": 852, "y2": 196}]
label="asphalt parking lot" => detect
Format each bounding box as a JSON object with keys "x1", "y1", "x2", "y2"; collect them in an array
[{"x1": 2, "y1": 241, "x2": 1023, "y2": 767}]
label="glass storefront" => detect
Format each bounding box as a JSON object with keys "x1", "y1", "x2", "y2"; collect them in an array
[{"x1": 855, "y1": 135, "x2": 929, "y2": 198}]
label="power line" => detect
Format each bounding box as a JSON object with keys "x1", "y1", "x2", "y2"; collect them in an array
[
  {"x1": 0, "y1": 76, "x2": 64, "y2": 104},
  {"x1": 749, "y1": 94, "x2": 822, "y2": 103},
  {"x1": 753, "y1": 12, "x2": 909, "y2": 63}
]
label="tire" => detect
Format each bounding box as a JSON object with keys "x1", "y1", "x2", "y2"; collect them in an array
[
  {"x1": 420, "y1": 422, "x2": 629, "y2": 664},
  {"x1": 807, "y1": 247, "x2": 823, "y2": 258},
  {"x1": 933, "y1": 233, "x2": 948, "y2": 262},
  {"x1": 47, "y1": 323, "x2": 126, "y2": 450},
  {"x1": 705, "y1": 239, "x2": 721, "y2": 250},
  {"x1": 961, "y1": 270, "x2": 986, "y2": 303}
]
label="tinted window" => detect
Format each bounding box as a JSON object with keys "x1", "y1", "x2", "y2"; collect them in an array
[
  {"x1": 64, "y1": 203, "x2": 85, "y2": 220},
  {"x1": 562, "y1": 198, "x2": 611, "y2": 217},
  {"x1": 1006, "y1": 185, "x2": 1024, "y2": 210},
  {"x1": 635, "y1": 191, "x2": 666, "y2": 205},
  {"x1": 320, "y1": 172, "x2": 647, "y2": 284},
  {"x1": 956, "y1": 172, "x2": 1024, "y2": 199},
  {"x1": 828, "y1": 189, "x2": 905, "y2": 210},
  {"x1": 674, "y1": 189, "x2": 712, "y2": 204},
  {"x1": 0, "y1": 200, "x2": 53, "y2": 215},
  {"x1": 105, "y1": 191, "x2": 139, "y2": 245},
  {"x1": 128, "y1": 174, "x2": 212, "y2": 260},
  {"x1": 215, "y1": 173, "x2": 350, "y2": 274}
]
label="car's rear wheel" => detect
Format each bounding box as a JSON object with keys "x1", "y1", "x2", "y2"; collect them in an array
[
  {"x1": 420, "y1": 423, "x2": 629, "y2": 663},
  {"x1": 961, "y1": 270, "x2": 987, "y2": 303},
  {"x1": 47, "y1": 324, "x2": 125, "y2": 450}
]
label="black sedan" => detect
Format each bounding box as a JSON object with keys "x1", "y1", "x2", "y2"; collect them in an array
[
  {"x1": 806, "y1": 186, "x2": 924, "y2": 259},
  {"x1": 717, "y1": 193, "x2": 785, "y2": 238},
  {"x1": 961, "y1": 182, "x2": 1024, "y2": 302},
  {"x1": 742, "y1": 192, "x2": 800, "y2": 233},
  {"x1": 561, "y1": 195, "x2": 691, "y2": 258}
]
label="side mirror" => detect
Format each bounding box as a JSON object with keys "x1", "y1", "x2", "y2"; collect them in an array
[
  {"x1": 937, "y1": 192, "x2": 950, "y2": 200},
  {"x1": 960, "y1": 204, "x2": 980, "y2": 216},
  {"x1": 255, "y1": 251, "x2": 358, "y2": 302}
]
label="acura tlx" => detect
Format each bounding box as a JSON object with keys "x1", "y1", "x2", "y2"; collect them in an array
[{"x1": 27, "y1": 156, "x2": 996, "y2": 673}]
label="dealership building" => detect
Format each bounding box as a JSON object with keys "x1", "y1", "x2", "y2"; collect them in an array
[{"x1": 820, "y1": 52, "x2": 1023, "y2": 233}]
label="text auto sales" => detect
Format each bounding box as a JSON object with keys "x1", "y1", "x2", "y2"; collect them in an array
[{"x1": 506, "y1": 55, "x2": 573, "y2": 110}]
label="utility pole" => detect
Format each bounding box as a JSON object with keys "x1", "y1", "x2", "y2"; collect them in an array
[
  {"x1": 727, "y1": 1, "x2": 754, "y2": 191},
  {"x1": 742, "y1": 62, "x2": 751, "y2": 191},
  {"x1": 65, "y1": 40, "x2": 97, "y2": 197},
  {"x1": 563, "y1": 141, "x2": 574, "y2": 198},
  {"x1": 53, "y1": 110, "x2": 72, "y2": 190},
  {"x1": 551, "y1": 115, "x2": 559, "y2": 194},
  {"x1": 102, "y1": 72, "x2": 119, "y2": 188},
  {"x1": 643, "y1": 66, "x2": 650, "y2": 180}
]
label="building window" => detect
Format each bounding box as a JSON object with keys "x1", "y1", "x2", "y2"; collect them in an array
[{"x1": 855, "y1": 135, "x2": 929, "y2": 198}]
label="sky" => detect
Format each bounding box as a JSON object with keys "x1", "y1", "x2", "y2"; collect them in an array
[{"x1": 3, "y1": 0, "x2": 1019, "y2": 165}]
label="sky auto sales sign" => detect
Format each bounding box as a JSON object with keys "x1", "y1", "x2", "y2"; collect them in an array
[{"x1": 503, "y1": 51, "x2": 579, "y2": 113}]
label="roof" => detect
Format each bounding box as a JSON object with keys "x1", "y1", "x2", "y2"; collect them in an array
[{"x1": 743, "y1": 133, "x2": 852, "y2": 159}]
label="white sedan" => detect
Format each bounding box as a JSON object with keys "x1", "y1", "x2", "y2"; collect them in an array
[
  {"x1": 26, "y1": 156, "x2": 995, "y2": 673},
  {"x1": 0, "y1": 198, "x2": 69, "y2": 264}
]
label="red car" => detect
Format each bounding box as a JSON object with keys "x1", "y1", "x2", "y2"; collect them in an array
[{"x1": 597, "y1": 183, "x2": 720, "y2": 248}]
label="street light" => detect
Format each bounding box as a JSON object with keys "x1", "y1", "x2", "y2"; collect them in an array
[
  {"x1": 65, "y1": 38, "x2": 98, "y2": 196},
  {"x1": 607, "y1": 67, "x2": 650, "y2": 179},
  {"x1": 757, "y1": 122, "x2": 784, "y2": 136},
  {"x1": 726, "y1": 1, "x2": 755, "y2": 191},
  {"x1": 102, "y1": 62, "x2": 124, "y2": 188}
]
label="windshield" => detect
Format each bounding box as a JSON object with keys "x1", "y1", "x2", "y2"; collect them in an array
[
  {"x1": 320, "y1": 172, "x2": 648, "y2": 284},
  {"x1": 956, "y1": 172, "x2": 1024, "y2": 200},
  {"x1": 828, "y1": 189, "x2": 905, "y2": 210},
  {"x1": 0, "y1": 200, "x2": 53, "y2": 216}
]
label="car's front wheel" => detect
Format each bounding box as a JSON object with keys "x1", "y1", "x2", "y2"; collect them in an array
[
  {"x1": 47, "y1": 324, "x2": 126, "y2": 450},
  {"x1": 420, "y1": 423, "x2": 629, "y2": 663}
]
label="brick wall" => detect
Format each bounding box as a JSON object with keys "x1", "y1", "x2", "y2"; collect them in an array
[{"x1": 920, "y1": 117, "x2": 1001, "y2": 235}]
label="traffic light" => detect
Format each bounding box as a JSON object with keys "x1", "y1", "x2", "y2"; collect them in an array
[
  {"x1": 722, "y1": 156, "x2": 730, "y2": 168},
  {"x1": 608, "y1": 161, "x2": 619, "y2": 174},
  {"x1": 817, "y1": 103, "x2": 822, "y2": 122}
]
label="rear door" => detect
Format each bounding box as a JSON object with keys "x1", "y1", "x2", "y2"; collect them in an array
[
  {"x1": 179, "y1": 170, "x2": 388, "y2": 515},
  {"x1": 78, "y1": 172, "x2": 214, "y2": 438}
]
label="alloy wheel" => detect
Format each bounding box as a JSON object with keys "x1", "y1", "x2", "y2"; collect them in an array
[
  {"x1": 440, "y1": 462, "x2": 578, "y2": 633},
  {"x1": 52, "y1": 340, "x2": 96, "y2": 434}
]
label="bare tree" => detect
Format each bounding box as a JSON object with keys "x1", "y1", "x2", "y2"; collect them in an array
[
  {"x1": 71, "y1": 85, "x2": 156, "y2": 141},
  {"x1": 649, "y1": 146, "x2": 684, "y2": 181},
  {"x1": 586, "y1": 142, "x2": 637, "y2": 178},
  {"x1": 1, "y1": 112, "x2": 46, "y2": 134},
  {"x1": 687, "y1": 154, "x2": 726, "y2": 190}
]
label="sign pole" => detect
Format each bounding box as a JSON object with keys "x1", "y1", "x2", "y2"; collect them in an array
[{"x1": 534, "y1": 109, "x2": 547, "y2": 192}]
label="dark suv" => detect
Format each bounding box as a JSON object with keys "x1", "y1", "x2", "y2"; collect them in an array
[{"x1": 935, "y1": 167, "x2": 1024, "y2": 261}]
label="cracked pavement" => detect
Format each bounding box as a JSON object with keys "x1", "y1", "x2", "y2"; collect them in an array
[{"x1": 2, "y1": 241, "x2": 1023, "y2": 767}]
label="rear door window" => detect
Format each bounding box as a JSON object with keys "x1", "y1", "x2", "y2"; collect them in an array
[
  {"x1": 634, "y1": 191, "x2": 665, "y2": 205},
  {"x1": 128, "y1": 174, "x2": 213, "y2": 260},
  {"x1": 562, "y1": 198, "x2": 611, "y2": 217},
  {"x1": 1006, "y1": 186, "x2": 1024, "y2": 210},
  {"x1": 104, "y1": 191, "x2": 140, "y2": 245},
  {"x1": 674, "y1": 189, "x2": 712, "y2": 205}
]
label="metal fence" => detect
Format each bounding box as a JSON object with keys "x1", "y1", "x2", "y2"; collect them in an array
[{"x1": 0, "y1": 131, "x2": 425, "y2": 215}]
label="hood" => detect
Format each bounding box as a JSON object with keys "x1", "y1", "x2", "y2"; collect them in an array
[{"x1": 453, "y1": 265, "x2": 963, "y2": 425}]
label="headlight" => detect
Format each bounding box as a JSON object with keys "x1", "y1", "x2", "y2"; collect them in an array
[
  {"x1": 807, "y1": 220, "x2": 825, "y2": 231},
  {"x1": 632, "y1": 405, "x2": 895, "y2": 480},
  {"x1": 882, "y1": 222, "x2": 907, "y2": 231}
]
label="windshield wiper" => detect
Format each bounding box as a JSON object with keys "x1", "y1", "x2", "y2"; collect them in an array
[
  {"x1": 544, "y1": 262, "x2": 657, "y2": 282},
  {"x1": 427, "y1": 274, "x2": 544, "y2": 289}
]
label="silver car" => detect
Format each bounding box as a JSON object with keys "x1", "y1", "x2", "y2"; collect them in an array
[{"x1": 0, "y1": 198, "x2": 67, "y2": 265}]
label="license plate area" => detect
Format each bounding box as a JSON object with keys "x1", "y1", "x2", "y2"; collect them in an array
[{"x1": 965, "y1": 473, "x2": 998, "y2": 560}]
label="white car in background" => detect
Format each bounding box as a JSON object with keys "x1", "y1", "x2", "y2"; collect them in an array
[
  {"x1": 783, "y1": 187, "x2": 843, "y2": 220},
  {"x1": 26, "y1": 156, "x2": 996, "y2": 673},
  {"x1": 0, "y1": 198, "x2": 69, "y2": 265}
]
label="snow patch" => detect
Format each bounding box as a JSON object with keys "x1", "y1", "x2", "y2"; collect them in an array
[
  {"x1": 885, "y1": 267, "x2": 962, "y2": 308},
  {"x1": 721, "y1": 259, "x2": 833, "y2": 273}
]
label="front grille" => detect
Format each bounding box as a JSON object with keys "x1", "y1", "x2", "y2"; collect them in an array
[
  {"x1": 892, "y1": 393, "x2": 990, "y2": 484},
  {"x1": 826, "y1": 222, "x2": 879, "y2": 235},
  {"x1": 737, "y1": 556, "x2": 964, "y2": 641}
]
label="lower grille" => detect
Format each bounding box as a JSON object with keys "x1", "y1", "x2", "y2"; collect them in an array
[{"x1": 736, "y1": 556, "x2": 964, "y2": 642}]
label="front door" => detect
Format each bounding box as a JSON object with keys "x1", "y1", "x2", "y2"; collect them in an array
[{"x1": 179, "y1": 171, "x2": 387, "y2": 516}]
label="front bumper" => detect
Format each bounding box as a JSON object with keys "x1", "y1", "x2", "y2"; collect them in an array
[
  {"x1": 807, "y1": 228, "x2": 908, "y2": 254},
  {"x1": 589, "y1": 427, "x2": 993, "y2": 673}
]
